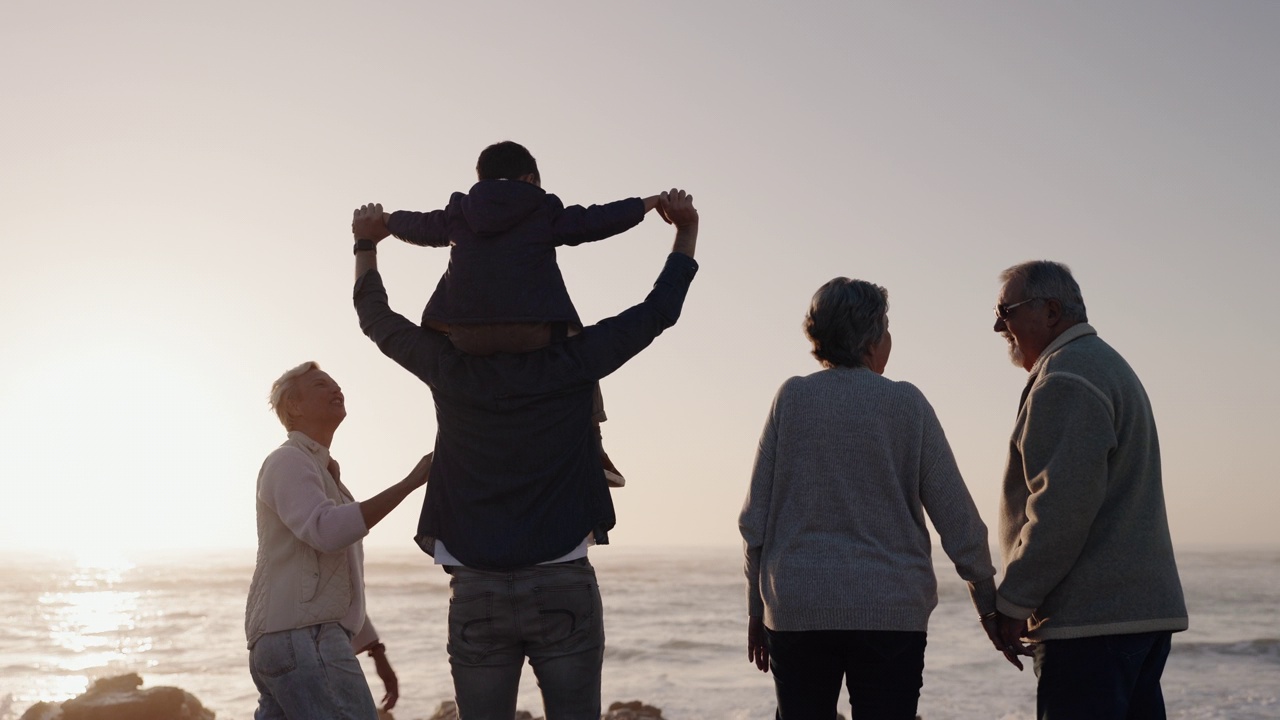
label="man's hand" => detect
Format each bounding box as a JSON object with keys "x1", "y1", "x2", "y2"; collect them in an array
[
  {"x1": 352, "y1": 203, "x2": 390, "y2": 241},
  {"x1": 982, "y1": 611, "x2": 1034, "y2": 671},
  {"x1": 370, "y1": 646, "x2": 399, "y2": 710},
  {"x1": 659, "y1": 189, "x2": 697, "y2": 228},
  {"x1": 747, "y1": 616, "x2": 770, "y2": 673},
  {"x1": 658, "y1": 189, "x2": 698, "y2": 258}
]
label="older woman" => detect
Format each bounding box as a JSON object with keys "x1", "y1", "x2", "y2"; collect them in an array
[
  {"x1": 739, "y1": 278, "x2": 1001, "y2": 719},
  {"x1": 246, "y1": 361, "x2": 431, "y2": 719}
]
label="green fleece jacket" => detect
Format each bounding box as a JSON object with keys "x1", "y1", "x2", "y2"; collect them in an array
[{"x1": 997, "y1": 323, "x2": 1188, "y2": 640}]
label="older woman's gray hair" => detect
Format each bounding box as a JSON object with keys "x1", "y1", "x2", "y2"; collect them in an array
[
  {"x1": 1000, "y1": 260, "x2": 1089, "y2": 323},
  {"x1": 804, "y1": 278, "x2": 889, "y2": 368},
  {"x1": 268, "y1": 360, "x2": 320, "y2": 429}
]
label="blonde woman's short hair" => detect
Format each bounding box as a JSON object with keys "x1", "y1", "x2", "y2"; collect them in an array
[{"x1": 269, "y1": 361, "x2": 320, "y2": 429}]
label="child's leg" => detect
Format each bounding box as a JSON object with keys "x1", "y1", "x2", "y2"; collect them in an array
[
  {"x1": 594, "y1": 383, "x2": 625, "y2": 488},
  {"x1": 445, "y1": 323, "x2": 555, "y2": 356}
]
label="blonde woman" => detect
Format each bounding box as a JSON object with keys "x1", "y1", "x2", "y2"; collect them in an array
[{"x1": 245, "y1": 361, "x2": 430, "y2": 719}]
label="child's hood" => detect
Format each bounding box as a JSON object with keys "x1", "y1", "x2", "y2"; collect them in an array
[{"x1": 462, "y1": 180, "x2": 552, "y2": 235}]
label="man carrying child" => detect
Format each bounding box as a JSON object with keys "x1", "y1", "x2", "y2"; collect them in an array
[
  {"x1": 351, "y1": 155, "x2": 699, "y2": 716},
  {"x1": 369, "y1": 141, "x2": 669, "y2": 485}
]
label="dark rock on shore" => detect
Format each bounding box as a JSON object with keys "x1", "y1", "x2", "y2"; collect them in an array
[
  {"x1": 19, "y1": 674, "x2": 214, "y2": 720},
  {"x1": 424, "y1": 699, "x2": 666, "y2": 720},
  {"x1": 24, "y1": 674, "x2": 687, "y2": 720}
]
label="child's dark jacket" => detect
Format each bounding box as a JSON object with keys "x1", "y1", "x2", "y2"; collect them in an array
[{"x1": 387, "y1": 180, "x2": 645, "y2": 328}]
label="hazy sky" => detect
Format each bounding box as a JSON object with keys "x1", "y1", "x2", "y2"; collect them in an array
[{"x1": 2, "y1": 1, "x2": 1277, "y2": 556}]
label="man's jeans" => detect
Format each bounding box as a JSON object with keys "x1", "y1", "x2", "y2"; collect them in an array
[
  {"x1": 249, "y1": 622, "x2": 378, "y2": 720},
  {"x1": 765, "y1": 627, "x2": 927, "y2": 720},
  {"x1": 1034, "y1": 631, "x2": 1173, "y2": 720},
  {"x1": 447, "y1": 558, "x2": 605, "y2": 720}
]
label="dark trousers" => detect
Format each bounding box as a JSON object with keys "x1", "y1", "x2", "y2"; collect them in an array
[
  {"x1": 766, "y1": 627, "x2": 927, "y2": 720},
  {"x1": 1034, "y1": 631, "x2": 1173, "y2": 720}
]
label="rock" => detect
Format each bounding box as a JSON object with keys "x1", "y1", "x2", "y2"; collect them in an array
[
  {"x1": 18, "y1": 702, "x2": 61, "y2": 720},
  {"x1": 425, "y1": 698, "x2": 664, "y2": 720},
  {"x1": 19, "y1": 673, "x2": 214, "y2": 720},
  {"x1": 603, "y1": 700, "x2": 666, "y2": 719},
  {"x1": 427, "y1": 701, "x2": 458, "y2": 720}
]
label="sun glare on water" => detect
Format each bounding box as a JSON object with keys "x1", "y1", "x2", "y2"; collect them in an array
[{"x1": 39, "y1": 553, "x2": 151, "y2": 677}]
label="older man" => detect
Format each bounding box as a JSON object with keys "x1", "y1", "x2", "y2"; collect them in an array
[
  {"x1": 989, "y1": 261, "x2": 1187, "y2": 719},
  {"x1": 350, "y1": 191, "x2": 699, "y2": 719}
]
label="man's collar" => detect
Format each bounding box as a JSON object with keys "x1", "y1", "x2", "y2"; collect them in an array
[{"x1": 1029, "y1": 322, "x2": 1097, "y2": 375}]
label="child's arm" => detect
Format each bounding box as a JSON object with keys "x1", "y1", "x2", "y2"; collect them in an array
[
  {"x1": 551, "y1": 196, "x2": 651, "y2": 247},
  {"x1": 384, "y1": 206, "x2": 452, "y2": 248}
]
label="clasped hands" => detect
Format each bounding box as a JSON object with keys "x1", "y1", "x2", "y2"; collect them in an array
[
  {"x1": 981, "y1": 611, "x2": 1035, "y2": 671},
  {"x1": 352, "y1": 203, "x2": 390, "y2": 241}
]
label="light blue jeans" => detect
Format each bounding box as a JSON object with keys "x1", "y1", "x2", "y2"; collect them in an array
[
  {"x1": 249, "y1": 622, "x2": 379, "y2": 720},
  {"x1": 447, "y1": 558, "x2": 605, "y2": 720}
]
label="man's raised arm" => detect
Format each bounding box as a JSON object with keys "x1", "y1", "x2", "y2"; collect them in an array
[
  {"x1": 351, "y1": 203, "x2": 447, "y2": 387},
  {"x1": 572, "y1": 189, "x2": 700, "y2": 381}
]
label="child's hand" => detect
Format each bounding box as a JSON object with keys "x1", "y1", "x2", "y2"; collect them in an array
[{"x1": 643, "y1": 195, "x2": 674, "y2": 224}]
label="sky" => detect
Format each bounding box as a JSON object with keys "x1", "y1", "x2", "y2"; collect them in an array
[{"x1": 1, "y1": 1, "x2": 1277, "y2": 557}]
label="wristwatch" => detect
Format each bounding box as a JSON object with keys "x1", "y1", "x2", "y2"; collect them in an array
[{"x1": 353, "y1": 238, "x2": 377, "y2": 254}]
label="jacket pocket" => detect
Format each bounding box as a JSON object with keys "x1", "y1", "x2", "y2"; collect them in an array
[{"x1": 299, "y1": 549, "x2": 320, "y2": 603}]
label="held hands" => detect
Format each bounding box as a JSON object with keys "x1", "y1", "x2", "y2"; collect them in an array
[
  {"x1": 352, "y1": 203, "x2": 390, "y2": 241},
  {"x1": 747, "y1": 616, "x2": 770, "y2": 674},
  {"x1": 980, "y1": 611, "x2": 1035, "y2": 671},
  {"x1": 658, "y1": 189, "x2": 697, "y2": 228}
]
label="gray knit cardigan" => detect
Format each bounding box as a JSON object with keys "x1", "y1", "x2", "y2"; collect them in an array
[{"x1": 740, "y1": 366, "x2": 997, "y2": 632}]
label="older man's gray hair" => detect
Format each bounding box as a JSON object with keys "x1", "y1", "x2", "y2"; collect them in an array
[
  {"x1": 1000, "y1": 261, "x2": 1089, "y2": 323},
  {"x1": 804, "y1": 277, "x2": 889, "y2": 369}
]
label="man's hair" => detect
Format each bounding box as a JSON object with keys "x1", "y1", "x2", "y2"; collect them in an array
[
  {"x1": 804, "y1": 278, "x2": 890, "y2": 369},
  {"x1": 476, "y1": 141, "x2": 540, "y2": 184},
  {"x1": 268, "y1": 361, "x2": 320, "y2": 429},
  {"x1": 1000, "y1": 260, "x2": 1088, "y2": 323}
]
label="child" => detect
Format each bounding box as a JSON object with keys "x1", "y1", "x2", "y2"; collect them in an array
[{"x1": 374, "y1": 141, "x2": 667, "y2": 486}]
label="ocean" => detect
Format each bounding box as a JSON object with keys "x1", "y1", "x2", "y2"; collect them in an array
[{"x1": 1, "y1": 546, "x2": 1275, "y2": 719}]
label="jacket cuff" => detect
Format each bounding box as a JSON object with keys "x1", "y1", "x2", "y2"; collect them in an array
[
  {"x1": 968, "y1": 577, "x2": 998, "y2": 617},
  {"x1": 996, "y1": 593, "x2": 1036, "y2": 620}
]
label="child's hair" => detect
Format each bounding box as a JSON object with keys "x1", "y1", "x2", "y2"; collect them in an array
[{"x1": 477, "y1": 141, "x2": 540, "y2": 184}]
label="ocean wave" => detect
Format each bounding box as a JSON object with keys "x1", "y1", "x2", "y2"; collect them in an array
[
  {"x1": 657, "y1": 638, "x2": 736, "y2": 652},
  {"x1": 1173, "y1": 638, "x2": 1280, "y2": 661}
]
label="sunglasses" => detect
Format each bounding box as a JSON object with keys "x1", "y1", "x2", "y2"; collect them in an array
[{"x1": 994, "y1": 297, "x2": 1042, "y2": 320}]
